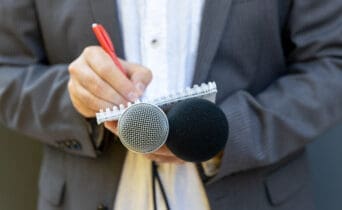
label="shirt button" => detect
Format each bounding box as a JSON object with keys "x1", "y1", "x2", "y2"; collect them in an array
[{"x1": 150, "y1": 38, "x2": 160, "y2": 48}]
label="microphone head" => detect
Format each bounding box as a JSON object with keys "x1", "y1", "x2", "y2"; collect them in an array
[
  {"x1": 118, "y1": 103, "x2": 169, "y2": 154},
  {"x1": 166, "y1": 98, "x2": 229, "y2": 162}
]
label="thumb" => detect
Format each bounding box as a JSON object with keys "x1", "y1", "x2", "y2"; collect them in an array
[
  {"x1": 104, "y1": 121, "x2": 119, "y2": 136},
  {"x1": 120, "y1": 60, "x2": 153, "y2": 94}
]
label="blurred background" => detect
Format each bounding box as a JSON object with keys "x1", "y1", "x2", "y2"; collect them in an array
[{"x1": 0, "y1": 123, "x2": 341, "y2": 210}]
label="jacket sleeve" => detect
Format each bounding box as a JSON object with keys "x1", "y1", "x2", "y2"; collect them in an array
[
  {"x1": 215, "y1": 0, "x2": 342, "y2": 180},
  {"x1": 0, "y1": 0, "x2": 100, "y2": 157}
]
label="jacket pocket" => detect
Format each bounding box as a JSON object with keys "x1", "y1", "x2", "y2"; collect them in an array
[
  {"x1": 264, "y1": 152, "x2": 309, "y2": 206},
  {"x1": 38, "y1": 146, "x2": 66, "y2": 206}
]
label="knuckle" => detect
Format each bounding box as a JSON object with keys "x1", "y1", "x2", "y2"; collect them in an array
[
  {"x1": 68, "y1": 62, "x2": 78, "y2": 75},
  {"x1": 116, "y1": 97, "x2": 127, "y2": 106},
  {"x1": 75, "y1": 88, "x2": 90, "y2": 106},
  {"x1": 110, "y1": 94, "x2": 121, "y2": 105},
  {"x1": 134, "y1": 66, "x2": 153, "y2": 83},
  {"x1": 92, "y1": 82, "x2": 104, "y2": 95},
  {"x1": 83, "y1": 46, "x2": 100, "y2": 59},
  {"x1": 83, "y1": 46, "x2": 95, "y2": 55},
  {"x1": 78, "y1": 90, "x2": 87, "y2": 103},
  {"x1": 111, "y1": 91, "x2": 126, "y2": 103},
  {"x1": 77, "y1": 74, "x2": 92, "y2": 91},
  {"x1": 86, "y1": 98, "x2": 98, "y2": 110},
  {"x1": 67, "y1": 80, "x2": 73, "y2": 91},
  {"x1": 83, "y1": 46, "x2": 93, "y2": 57},
  {"x1": 67, "y1": 81, "x2": 78, "y2": 97},
  {"x1": 97, "y1": 62, "x2": 112, "y2": 76}
]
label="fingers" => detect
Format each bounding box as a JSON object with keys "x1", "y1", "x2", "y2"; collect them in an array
[
  {"x1": 68, "y1": 79, "x2": 113, "y2": 117},
  {"x1": 103, "y1": 123, "x2": 184, "y2": 164},
  {"x1": 68, "y1": 45, "x2": 153, "y2": 119},
  {"x1": 144, "y1": 153, "x2": 185, "y2": 164},
  {"x1": 68, "y1": 85, "x2": 95, "y2": 118},
  {"x1": 143, "y1": 145, "x2": 185, "y2": 164},
  {"x1": 120, "y1": 60, "x2": 153, "y2": 94},
  {"x1": 69, "y1": 59, "x2": 128, "y2": 105},
  {"x1": 103, "y1": 121, "x2": 184, "y2": 164},
  {"x1": 152, "y1": 145, "x2": 174, "y2": 156},
  {"x1": 83, "y1": 46, "x2": 142, "y2": 101},
  {"x1": 104, "y1": 121, "x2": 119, "y2": 136}
]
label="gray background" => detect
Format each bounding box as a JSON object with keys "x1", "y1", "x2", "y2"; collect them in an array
[{"x1": 0, "y1": 123, "x2": 341, "y2": 210}]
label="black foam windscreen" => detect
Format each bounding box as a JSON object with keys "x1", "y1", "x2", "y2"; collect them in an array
[{"x1": 166, "y1": 98, "x2": 229, "y2": 162}]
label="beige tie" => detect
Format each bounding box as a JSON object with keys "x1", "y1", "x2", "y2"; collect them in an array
[{"x1": 114, "y1": 151, "x2": 211, "y2": 210}]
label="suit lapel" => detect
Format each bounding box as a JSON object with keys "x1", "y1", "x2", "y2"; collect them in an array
[
  {"x1": 89, "y1": 0, "x2": 233, "y2": 81},
  {"x1": 89, "y1": 0, "x2": 125, "y2": 58},
  {"x1": 192, "y1": 0, "x2": 233, "y2": 85}
]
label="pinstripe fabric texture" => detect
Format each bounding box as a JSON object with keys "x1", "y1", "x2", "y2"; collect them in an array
[{"x1": 0, "y1": 0, "x2": 341, "y2": 209}]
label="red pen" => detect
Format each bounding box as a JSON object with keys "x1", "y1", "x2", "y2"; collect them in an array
[{"x1": 92, "y1": 23, "x2": 128, "y2": 77}]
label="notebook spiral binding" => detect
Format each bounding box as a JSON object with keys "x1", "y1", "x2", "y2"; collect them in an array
[{"x1": 96, "y1": 81, "x2": 217, "y2": 124}]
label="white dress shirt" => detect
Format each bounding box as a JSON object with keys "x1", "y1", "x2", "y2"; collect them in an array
[
  {"x1": 114, "y1": 1, "x2": 210, "y2": 210},
  {"x1": 117, "y1": 0, "x2": 204, "y2": 100}
]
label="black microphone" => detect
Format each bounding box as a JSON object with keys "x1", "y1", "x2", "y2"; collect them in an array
[
  {"x1": 117, "y1": 98, "x2": 228, "y2": 162},
  {"x1": 166, "y1": 98, "x2": 229, "y2": 162}
]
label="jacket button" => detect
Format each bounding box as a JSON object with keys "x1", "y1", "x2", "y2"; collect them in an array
[
  {"x1": 97, "y1": 204, "x2": 108, "y2": 210},
  {"x1": 70, "y1": 139, "x2": 82, "y2": 150}
]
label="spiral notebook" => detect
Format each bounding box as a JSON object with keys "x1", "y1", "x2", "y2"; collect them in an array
[{"x1": 96, "y1": 81, "x2": 217, "y2": 124}]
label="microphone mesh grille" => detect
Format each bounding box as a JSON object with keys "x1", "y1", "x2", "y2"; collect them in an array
[{"x1": 118, "y1": 103, "x2": 169, "y2": 153}]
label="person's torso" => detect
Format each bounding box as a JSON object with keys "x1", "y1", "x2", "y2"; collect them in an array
[{"x1": 34, "y1": 1, "x2": 315, "y2": 210}]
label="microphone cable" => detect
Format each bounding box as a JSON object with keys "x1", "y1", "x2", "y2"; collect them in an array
[{"x1": 152, "y1": 161, "x2": 170, "y2": 210}]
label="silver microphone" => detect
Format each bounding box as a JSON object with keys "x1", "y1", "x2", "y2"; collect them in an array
[{"x1": 118, "y1": 103, "x2": 169, "y2": 153}]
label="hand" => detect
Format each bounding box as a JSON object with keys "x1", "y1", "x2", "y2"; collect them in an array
[
  {"x1": 103, "y1": 123, "x2": 184, "y2": 164},
  {"x1": 144, "y1": 145, "x2": 185, "y2": 164},
  {"x1": 68, "y1": 46, "x2": 152, "y2": 121},
  {"x1": 103, "y1": 121, "x2": 184, "y2": 164}
]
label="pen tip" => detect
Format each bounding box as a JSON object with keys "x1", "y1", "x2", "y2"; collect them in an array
[{"x1": 92, "y1": 23, "x2": 98, "y2": 28}]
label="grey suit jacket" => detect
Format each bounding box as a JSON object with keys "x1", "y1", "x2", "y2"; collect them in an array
[{"x1": 0, "y1": 0, "x2": 341, "y2": 209}]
